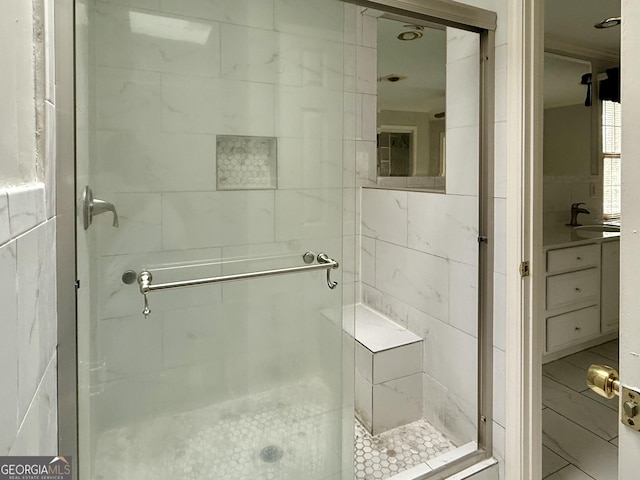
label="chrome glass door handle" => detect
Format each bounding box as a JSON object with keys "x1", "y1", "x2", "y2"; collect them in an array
[{"x1": 83, "y1": 186, "x2": 119, "y2": 230}]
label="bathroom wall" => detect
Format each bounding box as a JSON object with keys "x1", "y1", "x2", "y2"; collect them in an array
[
  {"x1": 543, "y1": 104, "x2": 601, "y2": 225},
  {"x1": 354, "y1": 1, "x2": 508, "y2": 476},
  {"x1": 0, "y1": 0, "x2": 58, "y2": 456},
  {"x1": 79, "y1": 2, "x2": 355, "y2": 476},
  {"x1": 357, "y1": 17, "x2": 481, "y2": 446}
]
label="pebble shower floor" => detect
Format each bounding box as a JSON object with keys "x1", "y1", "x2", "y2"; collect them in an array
[
  {"x1": 91, "y1": 380, "x2": 455, "y2": 480},
  {"x1": 354, "y1": 419, "x2": 455, "y2": 479}
]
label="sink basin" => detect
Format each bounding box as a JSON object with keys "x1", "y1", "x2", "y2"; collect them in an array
[
  {"x1": 573, "y1": 224, "x2": 620, "y2": 239},
  {"x1": 574, "y1": 224, "x2": 620, "y2": 233}
]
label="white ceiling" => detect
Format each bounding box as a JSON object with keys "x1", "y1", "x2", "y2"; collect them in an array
[
  {"x1": 377, "y1": 17, "x2": 447, "y2": 114},
  {"x1": 378, "y1": 0, "x2": 621, "y2": 113},
  {"x1": 545, "y1": 0, "x2": 620, "y2": 54}
]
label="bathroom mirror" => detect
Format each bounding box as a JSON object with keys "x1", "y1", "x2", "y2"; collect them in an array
[
  {"x1": 376, "y1": 16, "x2": 480, "y2": 191},
  {"x1": 543, "y1": 53, "x2": 599, "y2": 225}
]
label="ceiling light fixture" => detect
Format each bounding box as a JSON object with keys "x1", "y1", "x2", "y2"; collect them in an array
[
  {"x1": 594, "y1": 16, "x2": 621, "y2": 29},
  {"x1": 397, "y1": 24, "x2": 424, "y2": 41}
]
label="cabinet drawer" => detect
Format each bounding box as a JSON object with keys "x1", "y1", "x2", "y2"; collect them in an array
[
  {"x1": 546, "y1": 306, "x2": 600, "y2": 352},
  {"x1": 546, "y1": 268, "x2": 599, "y2": 310},
  {"x1": 547, "y1": 244, "x2": 599, "y2": 273}
]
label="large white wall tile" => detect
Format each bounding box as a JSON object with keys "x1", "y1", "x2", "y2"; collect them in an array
[
  {"x1": 95, "y1": 193, "x2": 162, "y2": 255},
  {"x1": 360, "y1": 235, "x2": 375, "y2": 286},
  {"x1": 97, "y1": 315, "x2": 163, "y2": 380},
  {"x1": 408, "y1": 192, "x2": 479, "y2": 266},
  {"x1": 494, "y1": 121, "x2": 507, "y2": 199},
  {"x1": 275, "y1": 189, "x2": 342, "y2": 241},
  {"x1": 375, "y1": 241, "x2": 449, "y2": 322},
  {"x1": 423, "y1": 375, "x2": 477, "y2": 446},
  {"x1": 96, "y1": 67, "x2": 162, "y2": 131},
  {"x1": 445, "y1": 125, "x2": 480, "y2": 197},
  {"x1": 277, "y1": 137, "x2": 343, "y2": 190},
  {"x1": 355, "y1": 141, "x2": 377, "y2": 187},
  {"x1": 274, "y1": 0, "x2": 345, "y2": 42},
  {"x1": 7, "y1": 184, "x2": 46, "y2": 238},
  {"x1": 162, "y1": 191, "x2": 275, "y2": 250},
  {"x1": 493, "y1": 347, "x2": 506, "y2": 428},
  {"x1": 449, "y1": 260, "x2": 478, "y2": 337},
  {"x1": 0, "y1": 192, "x2": 10, "y2": 245},
  {"x1": 16, "y1": 221, "x2": 57, "y2": 423},
  {"x1": 447, "y1": 27, "x2": 480, "y2": 62},
  {"x1": 95, "y1": 131, "x2": 216, "y2": 193},
  {"x1": 10, "y1": 355, "x2": 57, "y2": 456},
  {"x1": 356, "y1": 46, "x2": 376, "y2": 94},
  {"x1": 161, "y1": 0, "x2": 274, "y2": 29},
  {"x1": 162, "y1": 75, "x2": 275, "y2": 136},
  {"x1": 0, "y1": 241, "x2": 18, "y2": 454},
  {"x1": 275, "y1": 86, "x2": 343, "y2": 139},
  {"x1": 221, "y1": 24, "x2": 343, "y2": 90},
  {"x1": 44, "y1": 102, "x2": 56, "y2": 219},
  {"x1": 446, "y1": 55, "x2": 480, "y2": 129},
  {"x1": 96, "y1": 3, "x2": 221, "y2": 77},
  {"x1": 361, "y1": 188, "x2": 407, "y2": 246},
  {"x1": 423, "y1": 317, "x2": 478, "y2": 403}
]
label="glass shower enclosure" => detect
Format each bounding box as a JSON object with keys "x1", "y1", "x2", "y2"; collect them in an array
[{"x1": 75, "y1": 1, "x2": 355, "y2": 478}]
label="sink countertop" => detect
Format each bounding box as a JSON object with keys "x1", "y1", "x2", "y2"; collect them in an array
[{"x1": 544, "y1": 225, "x2": 620, "y2": 248}]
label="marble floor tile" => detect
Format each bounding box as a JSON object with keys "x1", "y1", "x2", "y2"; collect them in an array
[
  {"x1": 542, "y1": 376, "x2": 618, "y2": 440},
  {"x1": 542, "y1": 409, "x2": 618, "y2": 480},
  {"x1": 588, "y1": 340, "x2": 618, "y2": 363},
  {"x1": 543, "y1": 359, "x2": 590, "y2": 392},
  {"x1": 542, "y1": 446, "x2": 569, "y2": 479},
  {"x1": 579, "y1": 388, "x2": 619, "y2": 412},
  {"x1": 545, "y1": 465, "x2": 596, "y2": 480},
  {"x1": 562, "y1": 350, "x2": 618, "y2": 372}
]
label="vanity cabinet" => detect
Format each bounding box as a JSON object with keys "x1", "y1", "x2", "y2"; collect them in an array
[{"x1": 544, "y1": 238, "x2": 619, "y2": 360}]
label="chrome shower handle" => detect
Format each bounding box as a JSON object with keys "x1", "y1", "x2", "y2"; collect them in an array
[
  {"x1": 317, "y1": 253, "x2": 339, "y2": 289},
  {"x1": 83, "y1": 186, "x2": 119, "y2": 230}
]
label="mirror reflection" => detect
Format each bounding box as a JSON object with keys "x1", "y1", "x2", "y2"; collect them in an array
[{"x1": 377, "y1": 17, "x2": 446, "y2": 186}]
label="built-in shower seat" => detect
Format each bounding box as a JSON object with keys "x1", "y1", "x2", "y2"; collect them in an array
[{"x1": 354, "y1": 304, "x2": 423, "y2": 435}]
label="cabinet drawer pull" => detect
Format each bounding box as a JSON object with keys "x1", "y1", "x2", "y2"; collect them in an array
[
  {"x1": 575, "y1": 326, "x2": 581, "y2": 331},
  {"x1": 575, "y1": 287, "x2": 582, "y2": 292},
  {"x1": 576, "y1": 256, "x2": 582, "y2": 260}
]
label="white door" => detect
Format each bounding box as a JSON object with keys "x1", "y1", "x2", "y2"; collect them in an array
[{"x1": 618, "y1": 1, "x2": 640, "y2": 476}]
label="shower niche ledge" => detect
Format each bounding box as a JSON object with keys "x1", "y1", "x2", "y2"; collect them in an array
[{"x1": 354, "y1": 304, "x2": 423, "y2": 435}]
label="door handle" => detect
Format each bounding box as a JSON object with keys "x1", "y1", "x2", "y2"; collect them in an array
[
  {"x1": 587, "y1": 364, "x2": 640, "y2": 431},
  {"x1": 83, "y1": 186, "x2": 119, "y2": 230}
]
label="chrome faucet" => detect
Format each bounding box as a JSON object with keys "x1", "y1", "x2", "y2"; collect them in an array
[{"x1": 568, "y1": 202, "x2": 590, "y2": 226}]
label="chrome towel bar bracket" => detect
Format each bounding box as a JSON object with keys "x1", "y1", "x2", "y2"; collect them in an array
[{"x1": 136, "y1": 252, "x2": 339, "y2": 317}]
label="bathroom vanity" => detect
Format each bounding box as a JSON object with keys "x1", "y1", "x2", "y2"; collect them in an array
[{"x1": 542, "y1": 227, "x2": 620, "y2": 362}]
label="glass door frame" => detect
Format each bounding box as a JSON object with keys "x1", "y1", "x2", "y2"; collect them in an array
[
  {"x1": 355, "y1": 0, "x2": 497, "y2": 477},
  {"x1": 54, "y1": 1, "x2": 497, "y2": 480},
  {"x1": 55, "y1": 1, "x2": 79, "y2": 479}
]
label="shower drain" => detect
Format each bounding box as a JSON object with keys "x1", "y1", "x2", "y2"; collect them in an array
[{"x1": 259, "y1": 445, "x2": 284, "y2": 463}]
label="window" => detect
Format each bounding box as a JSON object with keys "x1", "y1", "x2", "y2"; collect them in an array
[{"x1": 602, "y1": 100, "x2": 621, "y2": 219}]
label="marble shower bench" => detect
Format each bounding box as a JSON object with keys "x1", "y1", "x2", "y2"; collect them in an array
[{"x1": 354, "y1": 304, "x2": 423, "y2": 435}]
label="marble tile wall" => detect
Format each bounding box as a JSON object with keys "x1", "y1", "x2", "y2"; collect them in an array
[
  {"x1": 0, "y1": 0, "x2": 58, "y2": 457},
  {"x1": 0, "y1": 185, "x2": 58, "y2": 456},
  {"x1": 354, "y1": 1, "x2": 509, "y2": 475},
  {"x1": 82, "y1": 1, "x2": 356, "y2": 452}
]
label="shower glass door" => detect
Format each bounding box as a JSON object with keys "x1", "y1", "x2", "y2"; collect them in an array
[{"x1": 75, "y1": 1, "x2": 354, "y2": 478}]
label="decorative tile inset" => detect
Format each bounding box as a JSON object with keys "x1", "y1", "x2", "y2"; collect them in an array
[{"x1": 217, "y1": 135, "x2": 277, "y2": 190}]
